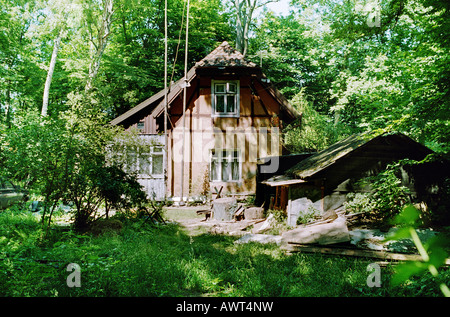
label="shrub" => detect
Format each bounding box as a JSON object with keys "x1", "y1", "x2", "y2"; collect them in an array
[
  {"x1": 344, "y1": 192, "x2": 376, "y2": 214},
  {"x1": 296, "y1": 204, "x2": 321, "y2": 225},
  {"x1": 354, "y1": 163, "x2": 411, "y2": 225}
]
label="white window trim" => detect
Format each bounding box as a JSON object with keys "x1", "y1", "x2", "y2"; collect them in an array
[
  {"x1": 124, "y1": 145, "x2": 164, "y2": 178},
  {"x1": 210, "y1": 149, "x2": 242, "y2": 183},
  {"x1": 211, "y1": 80, "x2": 240, "y2": 118},
  {"x1": 149, "y1": 145, "x2": 164, "y2": 177}
]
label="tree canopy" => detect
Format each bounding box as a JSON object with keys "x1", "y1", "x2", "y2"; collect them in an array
[{"x1": 1, "y1": 0, "x2": 448, "y2": 152}]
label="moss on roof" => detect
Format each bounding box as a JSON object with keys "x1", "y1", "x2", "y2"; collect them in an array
[
  {"x1": 195, "y1": 41, "x2": 257, "y2": 68},
  {"x1": 286, "y1": 134, "x2": 368, "y2": 179},
  {"x1": 285, "y1": 132, "x2": 433, "y2": 180}
]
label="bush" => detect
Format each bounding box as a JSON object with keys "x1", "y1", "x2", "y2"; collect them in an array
[
  {"x1": 283, "y1": 90, "x2": 345, "y2": 153},
  {"x1": 2, "y1": 105, "x2": 150, "y2": 231},
  {"x1": 296, "y1": 204, "x2": 321, "y2": 225},
  {"x1": 344, "y1": 192, "x2": 376, "y2": 214},
  {"x1": 353, "y1": 163, "x2": 411, "y2": 225}
]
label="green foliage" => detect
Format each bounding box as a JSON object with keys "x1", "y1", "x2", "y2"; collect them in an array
[
  {"x1": 385, "y1": 205, "x2": 450, "y2": 297},
  {"x1": 344, "y1": 192, "x2": 376, "y2": 215},
  {"x1": 357, "y1": 164, "x2": 411, "y2": 223},
  {"x1": 283, "y1": 90, "x2": 343, "y2": 152},
  {"x1": 250, "y1": 0, "x2": 450, "y2": 154},
  {"x1": 296, "y1": 204, "x2": 321, "y2": 225},
  {"x1": 1, "y1": 94, "x2": 148, "y2": 231},
  {"x1": 1, "y1": 208, "x2": 448, "y2": 297}
]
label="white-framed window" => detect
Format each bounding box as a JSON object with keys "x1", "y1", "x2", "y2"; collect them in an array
[
  {"x1": 210, "y1": 149, "x2": 241, "y2": 182},
  {"x1": 125, "y1": 145, "x2": 164, "y2": 177},
  {"x1": 150, "y1": 146, "x2": 164, "y2": 175},
  {"x1": 212, "y1": 80, "x2": 240, "y2": 118}
]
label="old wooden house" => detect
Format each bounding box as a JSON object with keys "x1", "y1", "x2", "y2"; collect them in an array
[{"x1": 110, "y1": 42, "x2": 299, "y2": 201}]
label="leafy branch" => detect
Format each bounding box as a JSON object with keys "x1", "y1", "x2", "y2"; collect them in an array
[{"x1": 386, "y1": 205, "x2": 449, "y2": 297}]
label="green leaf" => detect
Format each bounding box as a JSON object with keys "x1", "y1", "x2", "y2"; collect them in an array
[
  {"x1": 391, "y1": 261, "x2": 428, "y2": 286},
  {"x1": 383, "y1": 227, "x2": 411, "y2": 242},
  {"x1": 394, "y1": 205, "x2": 421, "y2": 227},
  {"x1": 428, "y1": 248, "x2": 448, "y2": 269}
]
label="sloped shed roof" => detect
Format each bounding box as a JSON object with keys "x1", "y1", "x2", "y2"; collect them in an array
[{"x1": 285, "y1": 132, "x2": 433, "y2": 180}]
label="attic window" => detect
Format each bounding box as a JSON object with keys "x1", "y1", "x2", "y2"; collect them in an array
[{"x1": 212, "y1": 80, "x2": 240, "y2": 118}]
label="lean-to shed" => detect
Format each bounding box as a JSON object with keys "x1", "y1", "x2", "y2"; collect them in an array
[{"x1": 261, "y1": 132, "x2": 444, "y2": 214}]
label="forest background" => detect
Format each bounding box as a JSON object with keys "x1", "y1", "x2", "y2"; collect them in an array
[
  {"x1": 1, "y1": 0, "x2": 449, "y2": 226},
  {"x1": 1, "y1": 0, "x2": 448, "y2": 154},
  {"x1": 0, "y1": 0, "x2": 449, "y2": 297}
]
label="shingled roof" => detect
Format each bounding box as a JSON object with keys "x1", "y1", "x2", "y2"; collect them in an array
[{"x1": 195, "y1": 41, "x2": 258, "y2": 68}]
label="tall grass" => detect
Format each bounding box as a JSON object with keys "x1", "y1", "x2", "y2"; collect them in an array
[{"x1": 0, "y1": 209, "x2": 447, "y2": 297}]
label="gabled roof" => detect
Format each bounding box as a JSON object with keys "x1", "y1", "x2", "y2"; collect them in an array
[{"x1": 111, "y1": 42, "x2": 299, "y2": 127}]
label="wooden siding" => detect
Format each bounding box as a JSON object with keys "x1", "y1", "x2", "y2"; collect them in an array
[
  {"x1": 119, "y1": 76, "x2": 293, "y2": 200},
  {"x1": 164, "y1": 74, "x2": 284, "y2": 198}
]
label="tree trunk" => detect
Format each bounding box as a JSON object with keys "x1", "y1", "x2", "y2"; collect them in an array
[
  {"x1": 234, "y1": 1, "x2": 277, "y2": 57},
  {"x1": 213, "y1": 197, "x2": 238, "y2": 221},
  {"x1": 42, "y1": 29, "x2": 63, "y2": 117},
  {"x1": 85, "y1": 0, "x2": 114, "y2": 92},
  {"x1": 234, "y1": 0, "x2": 244, "y2": 54}
]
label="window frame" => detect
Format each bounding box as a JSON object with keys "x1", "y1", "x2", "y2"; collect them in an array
[
  {"x1": 210, "y1": 149, "x2": 242, "y2": 183},
  {"x1": 211, "y1": 80, "x2": 240, "y2": 118},
  {"x1": 150, "y1": 146, "x2": 164, "y2": 176},
  {"x1": 125, "y1": 145, "x2": 164, "y2": 177}
]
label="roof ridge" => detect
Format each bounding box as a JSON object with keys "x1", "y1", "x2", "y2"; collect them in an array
[{"x1": 195, "y1": 41, "x2": 257, "y2": 68}]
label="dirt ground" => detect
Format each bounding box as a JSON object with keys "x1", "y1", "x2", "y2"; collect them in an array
[{"x1": 165, "y1": 206, "x2": 268, "y2": 236}]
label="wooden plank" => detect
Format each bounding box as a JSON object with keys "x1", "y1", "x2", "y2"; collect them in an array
[
  {"x1": 282, "y1": 218, "x2": 350, "y2": 245},
  {"x1": 282, "y1": 243, "x2": 450, "y2": 265},
  {"x1": 234, "y1": 205, "x2": 245, "y2": 221}
]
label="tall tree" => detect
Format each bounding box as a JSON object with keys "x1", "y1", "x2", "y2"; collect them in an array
[
  {"x1": 232, "y1": 0, "x2": 278, "y2": 56},
  {"x1": 41, "y1": 28, "x2": 63, "y2": 117},
  {"x1": 85, "y1": 0, "x2": 115, "y2": 92},
  {"x1": 0, "y1": 0, "x2": 42, "y2": 124},
  {"x1": 40, "y1": 0, "x2": 84, "y2": 117}
]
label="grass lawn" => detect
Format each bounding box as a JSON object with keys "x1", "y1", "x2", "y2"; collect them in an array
[{"x1": 0, "y1": 207, "x2": 448, "y2": 297}]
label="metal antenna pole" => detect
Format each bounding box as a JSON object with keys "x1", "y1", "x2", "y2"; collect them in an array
[
  {"x1": 164, "y1": 0, "x2": 168, "y2": 200},
  {"x1": 180, "y1": 0, "x2": 190, "y2": 205}
]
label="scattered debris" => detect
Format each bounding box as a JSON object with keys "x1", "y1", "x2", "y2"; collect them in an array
[
  {"x1": 286, "y1": 197, "x2": 322, "y2": 226},
  {"x1": 234, "y1": 205, "x2": 245, "y2": 221},
  {"x1": 196, "y1": 209, "x2": 211, "y2": 221},
  {"x1": 244, "y1": 206, "x2": 264, "y2": 220},
  {"x1": 208, "y1": 219, "x2": 264, "y2": 236},
  {"x1": 282, "y1": 243, "x2": 450, "y2": 265},
  {"x1": 253, "y1": 213, "x2": 275, "y2": 234},
  {"x1": 195, "y1": 193, "x2": 447, "y2": 266}
]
